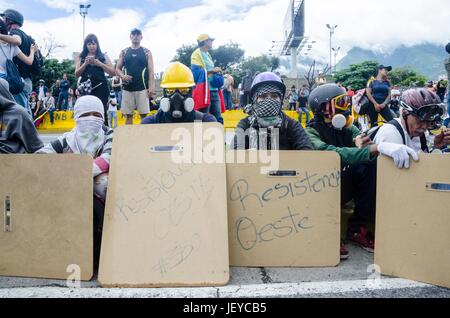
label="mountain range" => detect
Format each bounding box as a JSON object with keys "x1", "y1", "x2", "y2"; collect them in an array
[{"x1": 336, "y1": 43, "x2": 449, "y2": 80}]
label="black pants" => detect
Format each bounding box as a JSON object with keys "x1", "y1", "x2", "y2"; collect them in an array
[
  {"x1": 341, "y1": 163, "x2": 377, "y2": 234},
  {"x1": 288, "y1": 103, "x2": 296, "y2": 110},
  {"x1": 367, "y1": 102, "x2": 394, "y2": 127}
]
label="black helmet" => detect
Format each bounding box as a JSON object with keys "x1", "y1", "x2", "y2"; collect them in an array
[
  {"x1": 1, "y1": 9, "x2": 24, "y2": 27},
  {"x1": 308, "y1": 83, "x2": 346, "y2": 114},
  {"x1": 446, "y1": 42, "x2": 450, "y2": 55}
]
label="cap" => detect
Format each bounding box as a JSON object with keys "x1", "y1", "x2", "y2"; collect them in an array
[
  {"x1": 378, "y1": 64, "x2": 392, "y2": 72},
  {"x1": 130, "y1": 28, "x2": 142, "y2": 35},
  {"x1": 197, "y1": 34, "x2": 215, "y2": 43}
]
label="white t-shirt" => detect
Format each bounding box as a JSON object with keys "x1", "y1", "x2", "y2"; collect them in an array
[
  {"x1": 0, "y1": 42, "x2": 20, "y2": 74},
  {"x1": 374, "y1": 118, "x2": 431, "y2": 153},
  {"x1": 38, "y1": 86, "x2": 46, "y2": 101},
  {"x1": 108, "y1": 100, "x2": 117, "y2": 112}
]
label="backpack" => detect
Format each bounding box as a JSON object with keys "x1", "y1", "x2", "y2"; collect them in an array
[
  {"x1": 352, "y1": 88, "x2": 369, "y2": 115},
  {"x1": 12, "y1": 29, "x2": 43, "y2": 76},
  {"x1": 0, "y1": 44, "x2": 24, "y2": 94}
]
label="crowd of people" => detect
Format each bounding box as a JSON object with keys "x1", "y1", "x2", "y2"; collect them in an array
[{"x1": 1, "y1": 7, "x2": 450, "y2": 264}]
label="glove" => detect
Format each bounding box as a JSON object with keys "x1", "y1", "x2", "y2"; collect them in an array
[{"x1": 378, "y1": 142, "x2": 419, "y2": 169}]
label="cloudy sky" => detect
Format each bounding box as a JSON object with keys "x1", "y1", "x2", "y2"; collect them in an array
[{"x1": 4, "y1": 0, "x2": 450, "y2": 73}]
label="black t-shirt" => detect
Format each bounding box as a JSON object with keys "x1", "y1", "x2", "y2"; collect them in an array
[
  {"x1": 10, "y1": 29, "x2": 32, "y2": 79},
  {"x1": 122, "y1": 47, "x2": 150, "y2": 92}
]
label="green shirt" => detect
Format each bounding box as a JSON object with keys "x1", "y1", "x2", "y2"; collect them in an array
[{"x1": 305, "y1": 125, "x2": 375, "y2": 166}]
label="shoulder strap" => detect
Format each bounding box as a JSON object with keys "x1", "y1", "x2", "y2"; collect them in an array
[
  {"x1": 420, "y1": 134, "x2": 430, "y2": 153},
  {"x1": 387, "y1": 120, "x2": 406, "y2": 145}
]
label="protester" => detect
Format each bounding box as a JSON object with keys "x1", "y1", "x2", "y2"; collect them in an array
[
  {"x1": 116, "y1": 28, "x2": 155, "y2": 125},
  {"x1": 191, "y1": 34, "x2": 225, "y2": 124},
  {"x1": 365, "y1": 65, "x2": 394, "y2": 127},
  {"x1": 240, "y1": 70, "x2": 253, "y2": 106},
  {"x1": 426, "y1": 80, "x2": 436, "y2": 93},
  {"x1": 58, "y1": 73, "x2": 70, "y2": 111},
  {"x1": 297, "y1": 85, "x2": 310, "y2": 125},
  {"x1": 75, "y1": 34, "x2": 116, "y2": 125},
  {"x1": 373, "y1": 88, "x2": 449, "y2": 165},
  {"x1": 111, "y1": 75, "x2": 122, "y2": 108},
  {"x1": 108, "y1": 95, "x2": 118, "y2": 129},
  {"x1": 39, "y1": 90, "x2": 56, "y2": 125},
  {"x1": 142, "y1": 62, "x2": 216, "y2": 124},
  {"x1": 51, "y1": 80, "x2": 60, "y2": 108},
  {"x1": 29, "y1": 92, "x2": 37, "y2": 117},
  {"x1": 223, "y1": 70, "x2": 234, "y2": 111},
  {"x1": 0, "y1": 9, "x2": 41, "y2": 116},
  {"x1": 315, "y1": 72, "x2": 326, "y2": 86},
  {"x1": 238, "y1": 82, "x2": 245, "y2": 108},
  {"x1": 36, "y1": 95, "x2": 113, "y2": 266},
  {"x1": 305, "y1": 84, "x2": 379, "y2": 257},
  {"x1": 231, "y1": 72, "x2": 312, "y2": 150},
  {"x1": 286, "y1": 85, "x2": 299, "y2": 111},
  {"x1": 0, "y1": 78, "x2": 43, "y2": 153},
  {"x1": 36, "y1": 79, "x2": 47, "y2": 113},
  {"x1": 0, "y1": 18, "x2": 37, "y2": 112},
  {"x1": 436, "y1": 79, "x2": 447, "y2": 102}
]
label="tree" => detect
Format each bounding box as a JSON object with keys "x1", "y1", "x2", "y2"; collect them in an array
[
  {"x1": 229, "y1": 55, "x2": 280, "y2": 89},
  {"x1": 31, "y1": 59, "x2": 77, "y2": 91},
  {"x1": 388, "y1": 67, "x2": 428, "y2": 87},
  {"x1": 172, "y1": 42, "x2": 245, "y2": 70},
  {"x1": 41, "y1": 34, "x2": 66, "y2": 59},
  {"x1": 171, "y1": 44, "x2": 197, "y2": 66},
  {"x1": 333, "y1": 60, "x2": 379, "y2": 90},
  {"x1": 211, "y1": 43, "x2": 244, "y2": 70}
]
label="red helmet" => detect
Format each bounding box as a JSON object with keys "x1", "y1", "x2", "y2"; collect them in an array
[{"x1": 401, "y1": 88, "x2": 445, "y2": 124}]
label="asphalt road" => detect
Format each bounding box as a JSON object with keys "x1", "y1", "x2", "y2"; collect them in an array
[{"x1": 1, "y1": 133, "x2": 447, "y2": 298}]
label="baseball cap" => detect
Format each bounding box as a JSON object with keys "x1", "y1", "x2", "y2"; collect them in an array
[
  {"x1": 130, "y1": 28, "x2": 142, "y2": 35},
  {"x1": 197, "y1": 34, "x2": 215, "y2": 43},
  {"x1": 378, "y1": 64, "x2": 392, "y2": 72}
]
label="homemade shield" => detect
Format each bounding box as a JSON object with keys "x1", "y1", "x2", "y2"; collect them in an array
[
  {"x1": 0, "y1": 155, "x2": 93, "y2": 280},
  {"x1": 99, "y1": 123, "x2": 229, "y2": 287},
  {"x1": 375, "y1": 155, "x2": 450, "y2": 288},
  {"x1": 226, "y1": 151, "x2": 341, "y2": 267}
]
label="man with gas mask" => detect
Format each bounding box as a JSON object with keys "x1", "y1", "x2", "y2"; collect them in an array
[
  {"x1": 305, "y1": 84, "x2": 379, "y2": 257},
  {"x1": 231, "y1": 72, "x2": 312, "y2": 150},
  {"x1": 142, "y1": 62, "x2": 217, "y2": 124},
  {"x1": 36, "y1": 95, "x2": 113, "y2": 268}
]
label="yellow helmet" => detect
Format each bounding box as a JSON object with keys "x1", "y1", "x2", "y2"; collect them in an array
[{"x1": 160, "y1": 62, "x2": 195, "y2": 90}]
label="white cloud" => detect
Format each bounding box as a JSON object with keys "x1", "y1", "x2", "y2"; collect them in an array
[
  {"x1": 19, "y1": 0, "x2": 450, "y2": 74},
  {"x1": 39, "y1": 0, "x2": 88, "y2": 12}
]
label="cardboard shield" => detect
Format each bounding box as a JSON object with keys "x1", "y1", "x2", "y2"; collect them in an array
[
  {"x1": 99, "y1": 123, "x2": 229, "y2": 287},
  {"x1": 226, "y1": 151, "x2": 341, "y2": 267},
  {"x1": 375, "y1": 155, "x2": 450, "y2": 288},
  {"x1": 0, "y1": 155, "x2": 93, "y2": 280}
]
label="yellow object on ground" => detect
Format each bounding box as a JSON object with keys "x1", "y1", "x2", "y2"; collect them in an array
[{"x1": 37, "y1": 110, "x2": 315, "y2": 133}]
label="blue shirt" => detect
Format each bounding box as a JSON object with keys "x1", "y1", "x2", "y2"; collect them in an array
[
  {"x1": 370, "y1": 80, "x2": 391, "y2": 104},
  {"x1": 60, "y1": 80, "x2": 70, "y2": 93}
]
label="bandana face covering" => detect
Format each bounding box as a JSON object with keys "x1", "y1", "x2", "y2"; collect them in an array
[
  {"x1": 69, "y1": 116, "x2": 105, "y2": 156},
  {"x1": 247, "y1": 84, "x2": 283, "y2": 128}
]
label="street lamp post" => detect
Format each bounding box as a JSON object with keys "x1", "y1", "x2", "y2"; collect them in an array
[
  {"x1": 326, "y1": 24, "x2": 338, "y2": 75},
  {"x1": 79, "y1": 4, "x2": 91, "y2": 41},
  {"x1": 332, "y1": 46, "x2": 341, "y2": 74}
]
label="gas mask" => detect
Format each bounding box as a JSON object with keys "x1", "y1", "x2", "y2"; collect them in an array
[
  {"x1": 332, "y1": 110, "x2": 354, "y2": 130},
  {"x1": 160, "y1": 90, "x2": 195, "y2": 119}
]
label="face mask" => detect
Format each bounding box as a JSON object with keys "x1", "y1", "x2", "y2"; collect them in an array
[
  {"x1": 254, "y1": 97, "x2": 282, "y2": 118},
  {"x1": 76, "y1": 116, "x2": 104, "y2": 135},
  {"x1": 160, "y1": 92, "x2": 194, "y2": 119}
]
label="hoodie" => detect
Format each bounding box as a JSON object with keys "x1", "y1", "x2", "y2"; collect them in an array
[{"x1": 0, "y1": 79, "x2": 43, "y2": 153}]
